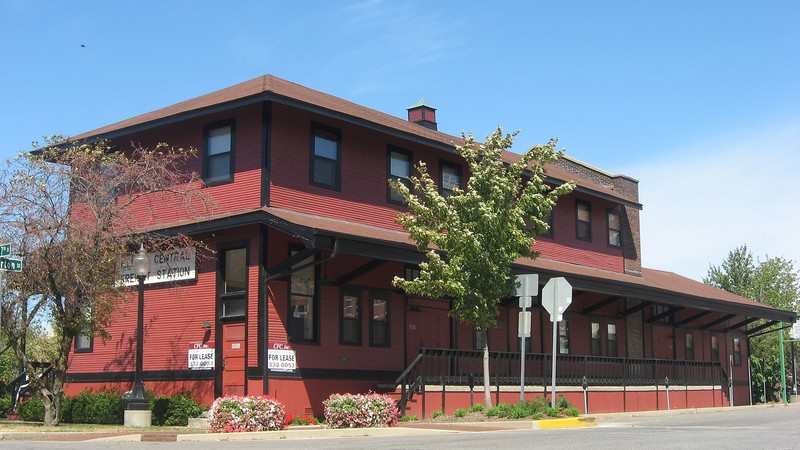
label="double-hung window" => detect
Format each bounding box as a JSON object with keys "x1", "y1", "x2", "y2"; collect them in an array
[
  {"x1": 388, "y1": 147, "x2": 412, "y2": 203},
  {"x1": 311, "y1": 125, "x2": 341, "y2": 189},
  {"x1": 733, "y1": 336, "x2": 742, "y2": 366},
  {"x1": 440, "y1": 162, "x2": 461, "y2": 197},
  {"x1": 607, "y1": 208, "x2": 622, "y2": 247},
  {"x1": 685, "y1": 332, "x2": 694, "y2": 360},
  {"x1": 340, "y1": 290, "x2": 361, "y2": 345},
  {"x1": 289, "y1": 250, "x2": 316, "y2": 342},
  {"x1": 711, "y1": 335, "x2": 719, "y2": 361},
  {"x1": 558, "y1": 318, "x2": 570, "y2": 354},
  {"x1": 576, "y1": 200, "x2": 592, "y2": 241},
  {"x1": 221, "y1": 247, "x2": 247, "y2": 318},
  {"x1": 370, "y1": 292, "x2": 390, "y2": 347},
  {"x1": 204, "y1": 121, "x2": 234, "y2": 184}
]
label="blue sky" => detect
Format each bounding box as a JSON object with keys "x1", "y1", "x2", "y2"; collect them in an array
[{"x1": 1, "y1": 0, "x2": 798, "y2": 281}]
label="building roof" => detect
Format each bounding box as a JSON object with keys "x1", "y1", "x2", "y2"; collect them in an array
[
  {"x1": 156, "y1": 206, "x2": 795, "y2": 324},
  {"x1": 69, "y1": 74, "x2": 641, "y2": 209}
]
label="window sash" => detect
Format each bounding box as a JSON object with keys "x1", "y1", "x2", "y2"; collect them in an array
[
  {"x1": 576, "y1": 201, "x2": 592, "y2": 240},
  {"x1": 311, "y1": 127, "x2": 340, "y2": 188},
  {"x1": 341, "y1": 293, "x2": 361, "y2": 345},
  {"x1": 607, "y1": 209, "x2": 622, "y2": 247},
  {"x1": 204, "y1": 123, "x2": 233, "y2": 183},
  {"x1": 370, "y1": 295, "x2": 390, "y2": 347},
  {"x1": 388, "y1": 148, "x2": 412, "y2": 203},
  {"x1": 607, "y1": 322, "x2": 618, "y2": 357},
  {"x1": 289, "y1": 251, "x2": 316, "y2": 342},
  {"x1": 558, "y1": 320, "x2": 570, "y2": 354},
  {"x1": 441, "y1": 164, "x2": 461, "y2": 196}
]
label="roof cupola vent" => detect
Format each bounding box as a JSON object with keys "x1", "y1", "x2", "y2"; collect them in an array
[{"x1": 407, "y1": 99, "x2": 437, "y2": 130}]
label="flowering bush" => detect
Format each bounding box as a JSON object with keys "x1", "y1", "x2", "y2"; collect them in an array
[
  {"x1": 286, "y1": 414, "x2": 320, "y2": 426},
  {"x1": 208, "y1": 395, "x2": 287, "y2": 433},
  {"x1": 323, "y1": 392, "x2": 399, "y2": 428}
]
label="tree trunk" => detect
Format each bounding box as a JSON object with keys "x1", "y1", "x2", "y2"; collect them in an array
[
  {"x1": 40, "y1": 370, "x2": 64, "y2": 426},
  {"x1": 482, "y1": 329, "x2": 492, "y2": 409}
]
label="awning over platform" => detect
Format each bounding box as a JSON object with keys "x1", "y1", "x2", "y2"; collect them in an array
[{"x1": 158, "y1": 206, "x2": 796, "y2": 325}]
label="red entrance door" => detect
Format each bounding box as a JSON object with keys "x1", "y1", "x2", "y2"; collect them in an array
[
  {"x1": 406, "y1": 298, "x2": 450, "y2": 365},
  {"x1": 222, "y1": 322, "x2": 245, "y2": 396}
]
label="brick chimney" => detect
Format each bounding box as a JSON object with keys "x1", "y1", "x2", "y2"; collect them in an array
[{"x1": 407, "y1": 99, "x2": 437, "y2": 130}]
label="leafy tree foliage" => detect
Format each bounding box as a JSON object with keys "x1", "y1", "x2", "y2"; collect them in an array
[
  {"x1": 705, "y1": 245, "x2": 799, "y2": 402},
  {"x1": 390, "y1": 128, "x2": 574, "y2": 407},
  {"x1": 0, "y1": 138, "x2": 211, "y2": 425}
]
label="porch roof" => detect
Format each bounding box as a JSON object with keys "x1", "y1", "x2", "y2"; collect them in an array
[{"x1": 158, "y1": 206, "x2": 796, "y2": 324}]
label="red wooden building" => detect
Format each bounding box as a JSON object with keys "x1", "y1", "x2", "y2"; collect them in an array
[{"x1": 64, "y1": 75, "x2": 795, "y2": 417}]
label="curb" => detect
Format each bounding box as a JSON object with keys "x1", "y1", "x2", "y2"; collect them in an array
[
  {"x1": 175, "y1": 426, "x2": 457, "y2": 442},
  {"x1": 535, "y1": 417, "x2": 597, "y2": 429}
]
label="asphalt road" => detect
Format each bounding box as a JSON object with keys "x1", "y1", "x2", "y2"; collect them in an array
[{"x1": 1, "y1": 404, "x2": 798, "y2": 449}]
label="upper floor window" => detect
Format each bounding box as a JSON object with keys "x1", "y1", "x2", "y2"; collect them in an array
[
  {"x1": 607, "y1": 208, "x2": 622, "y2": 247},
  {"x1": 75, "y1": 303, "x2": 93, "y2": 352},
  {"x1": 576, "y1": 200, "x2": 592, "y2": 241},
  {"x1": 311, "y1": 125, "x2": 341, "y2": 189},
  {"x1": 289, "y1": 249, "x2": 316, "y2": 342},
  {"x1": 542, "y1": 211, "x2": 555, "y2": 238},
  {"x1": 388, "y1": 147, "x2": 412, "y2": 203},
  {"x1": 204, "y1": 121, "x2": 235, "y2": 184},
  {"x1": 404, "y1": 265, "x2": 420, "y2": 281},
  {"x1": 440, "y1": 162, "x2": 461, "y2": 197},
  {"x1": 221, "y1": 247, "x2": 247, "y2": 318}
]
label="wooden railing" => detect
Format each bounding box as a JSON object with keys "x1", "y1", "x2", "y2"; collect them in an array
[{"x1": 394, "y1": 348, "x2": 727, "y2": 415}]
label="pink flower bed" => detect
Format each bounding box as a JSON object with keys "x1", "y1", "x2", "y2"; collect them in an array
[{"x1": 208, "y1": 395, "x2": 287, "y2": 433}]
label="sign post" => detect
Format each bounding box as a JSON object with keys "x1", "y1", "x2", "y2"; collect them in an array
[
  {"x1": 515, "y1": 274, "x2": 538, "y2": 402},
  {"x1": 542, "y1": 277, "x2": 572, "y2": 408}
]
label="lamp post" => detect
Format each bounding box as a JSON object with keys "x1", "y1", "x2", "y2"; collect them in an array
[{"x1": 127, "y1": 244, "x2": 150, "y2": 413}]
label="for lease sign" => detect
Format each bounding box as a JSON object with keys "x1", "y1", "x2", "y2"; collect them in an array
[
  {"x1": 268, "y1": 342, "x2": 297, "y2": 373},
  {"x1": 188, "y1": 343, "x2": 215, "y2": 370}
]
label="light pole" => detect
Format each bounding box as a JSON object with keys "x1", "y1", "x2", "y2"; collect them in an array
[{"x1": 127, "y1": 244, "x2": 150, "y2": 415}]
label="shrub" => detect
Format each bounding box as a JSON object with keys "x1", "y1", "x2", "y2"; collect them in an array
[
  {"x1": 17, "y1": 397, "x2": 44, "y2": 422},
  {"x1": 468, "y1": 403, "x2": 484, "y2": 413},
  {"x1": 0, "y1": 396, "x2": 11, "y2": 418},
  {"x1": 323, "y1": 392, "x2": 399, "y2": 428},
  {"x1": 431, "y1": 410, "x2": 444, "y2": 419},
  {"x1": 485, "y1": 403, "x2": 510, "y2": 418},
  {"x1": 151, "y1": 392, "x2": 206, "y2": 426},
  {"x1": 454, "y1": 408, "x2": 468, "y2": 418},
  {"x1": 563, "y1": 406, "x2": 580, "y2": 417},
  {"x1": 399, "y1": 415, "x2": 418, "y2": 422},
  {"x1": 208, "y1": 395, "x2": 287, "y2": 433},
  {"x1": 68, "y1": 389, "x2": 125, "y2": 424}
]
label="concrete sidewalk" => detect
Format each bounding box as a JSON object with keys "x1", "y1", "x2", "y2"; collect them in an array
[
  {"x1": 11, "y1": 403, "x2": 798, "y2": 442},
  {"x1": 0, "y1": 416, "x2": 596, "y2": 442}
]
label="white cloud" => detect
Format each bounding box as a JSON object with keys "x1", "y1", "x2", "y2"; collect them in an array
[{"x1": 622, "y1": 119, "x2": 800, "y2": 281}]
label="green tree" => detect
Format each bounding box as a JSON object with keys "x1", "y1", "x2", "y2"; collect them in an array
[
  {"x1": 390, "y1": 128, "x2": 574, "y2": 407},
  {"x1": 705, "y1": 245, "x2": 799, "y2": 403},
  {"x1": 0, "y1": 138, "x2": 211, "y2": 425}
]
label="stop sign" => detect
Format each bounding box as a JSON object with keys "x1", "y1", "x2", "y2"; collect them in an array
[{"x1": 542, "y1": 277, "x2": 572, "y2": 322}]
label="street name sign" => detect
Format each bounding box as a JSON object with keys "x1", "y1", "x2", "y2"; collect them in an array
[
  {"x1": 0, "y1": 243, "x2": 9, "y2": 257},
  {"x1": 0, "y1": 258, "x2": 22, "y2": 272}
]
